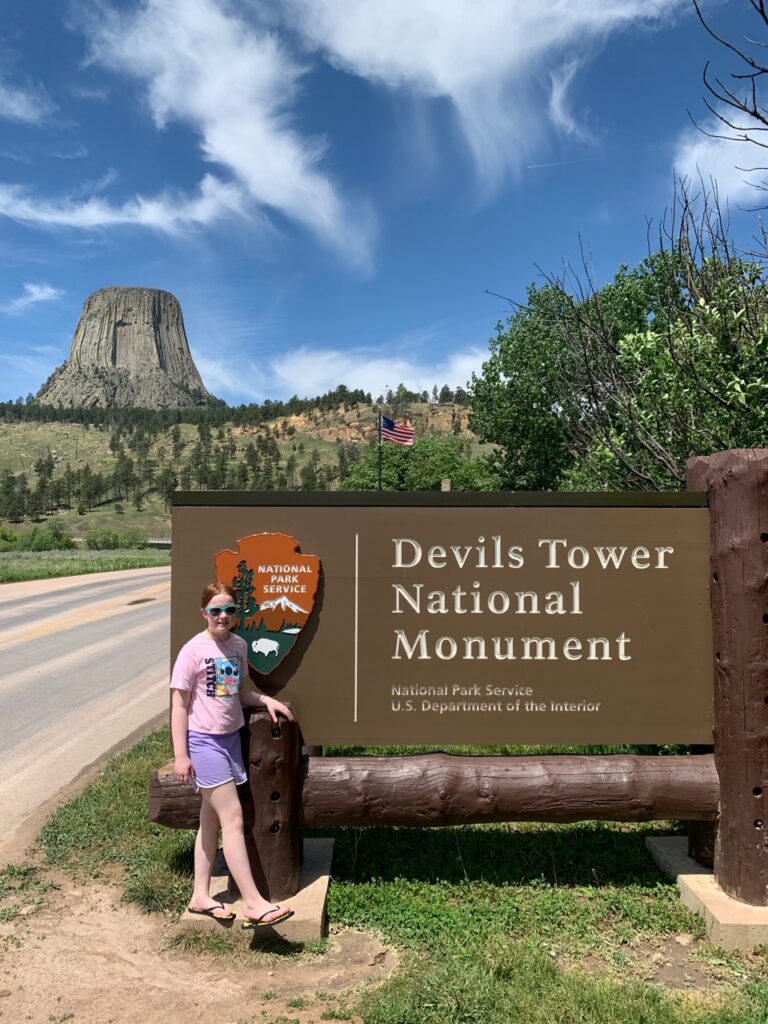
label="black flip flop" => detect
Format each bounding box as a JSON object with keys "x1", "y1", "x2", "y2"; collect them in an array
[
  {"x1": 241, "y1": 907, "x2": 294, "y2": 930},
  {"x1": 187, "y1": 902, "x2": 236, "y2": 921}
]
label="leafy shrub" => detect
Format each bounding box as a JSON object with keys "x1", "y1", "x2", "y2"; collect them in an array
[
  {"x1": 84, "y1": 529, "x2": 121, "y2": 550},
  {"x1": 84, "y1": 527, "x2": 147, "y2": 550},
  {"x1": 120, "y1": 527, "x2": 147, "y2": 549},
  {"x1": 0, "y1": 527, "x2": 18, "y2": 552},
  {"x1": 16, "y1": 523, "x2": 76, "y2": 551}
]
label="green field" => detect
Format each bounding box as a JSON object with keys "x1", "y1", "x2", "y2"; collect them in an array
[{"x1": 0, "y1": 548, "x2": 170, "y2": 582}]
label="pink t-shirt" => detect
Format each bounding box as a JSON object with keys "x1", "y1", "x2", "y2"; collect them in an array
[{"x1": 170, "y1": 631, "x2": 247, "y2": 734}]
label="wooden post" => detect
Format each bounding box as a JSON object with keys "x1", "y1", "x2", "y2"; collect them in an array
[
  {"x1": 687, "y1": 449, "x2": 768, "y2": 905},
  {"x1": 236, "y1": 709, "x2": 300, "y2": 902},
  {"x1": 686, "y1": 462, "x2": 717, "y2": 866}
]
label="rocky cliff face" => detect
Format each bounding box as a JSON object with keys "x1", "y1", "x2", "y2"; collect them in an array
[{"x1": 37, "y1": 287, "x2": 212, "y2": 408}]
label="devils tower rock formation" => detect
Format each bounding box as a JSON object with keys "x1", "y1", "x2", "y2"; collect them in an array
[{"x1": 37, "y1": 287, "x2": 212, "y2": 408}]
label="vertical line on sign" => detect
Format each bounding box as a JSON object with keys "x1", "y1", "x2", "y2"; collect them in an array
[{"x1": 354, "y1": 532, "x2": 359, "y2": 723}]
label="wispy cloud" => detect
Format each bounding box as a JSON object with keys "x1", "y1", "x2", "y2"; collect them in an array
[
  {"x1": 0, "y1": 174, "x2": 249, "y2": 235},
  {"x1": 0, "y1": 79, "x2": 54, "y2": 124},
  {"x1": 71, "y1": 0, "x2": 375, "y2": 267},
  {"x1": 196, "y1": 341, "x2": 485, "y2": 403},
  {"x1": 0, "y1": 352, "x2": 59, "y2": 382},
  {"x1": 31, "y1": 344, "x2": 64, "y2": 356},
  {"x1": 1, "y1": 283, "x2": 65, "y2": 316},
  {"x1": 69, "y1": 83, "x2": 109, "y2": 103},
  {"x1": 284, "y1": 0, "x2": 684, "y2": 192},
  {"x1": 51, "y1": 144, "x2": 90, "y2": 161},
  {"x1": 549, "y1": 58, "x2": 589, "y2": 141}
]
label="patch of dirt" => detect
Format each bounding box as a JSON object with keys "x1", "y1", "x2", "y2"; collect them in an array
[
  {"x1": 569, "y1": 933, "x2": 763, "y2": 993},
  {"x1": 0, "y1": 870, "x2": 396, "y2": 1024}
]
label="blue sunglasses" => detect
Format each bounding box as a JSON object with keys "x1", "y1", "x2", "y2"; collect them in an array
[{"x1": 205, "y1": 604, "x2": 237, "y2": 617}]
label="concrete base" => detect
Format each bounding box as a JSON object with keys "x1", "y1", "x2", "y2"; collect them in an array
[
  {"x1": 179, "y1": 837, "x2": 334, "y2": 944},
  {"x1": 646, "y1": 836, "x2": 768, "y2": 951}
]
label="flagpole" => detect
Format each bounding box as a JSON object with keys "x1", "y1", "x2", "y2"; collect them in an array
[{"x1": 377, "y1": 410, "x2": 383, "y2": 491}]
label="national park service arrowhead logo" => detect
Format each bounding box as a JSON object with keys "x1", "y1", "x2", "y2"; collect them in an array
[{"x1": 214, "y1": 533, "x2": 321, "y2": 675}]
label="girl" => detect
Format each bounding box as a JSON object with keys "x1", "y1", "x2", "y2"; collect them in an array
[{"x1": 171, "y1": 580, "x2": 294, "y2": 927}]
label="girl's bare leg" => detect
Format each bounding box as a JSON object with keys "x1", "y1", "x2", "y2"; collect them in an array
[
  {"x1": 206, "y1": 781, "x2": 291, "y2": 922},
  {"x1": 189, "y1": 794, "x2": 232, "y2": 913}
]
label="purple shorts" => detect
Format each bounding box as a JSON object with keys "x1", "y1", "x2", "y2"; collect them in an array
[{"x1": 188, "y1": 730, "x2": 247, "y2": 790}]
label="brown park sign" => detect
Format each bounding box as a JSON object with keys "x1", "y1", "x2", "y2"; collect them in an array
[{"x1": 171, "y1": 493, "x2": 714, "y2": 745}]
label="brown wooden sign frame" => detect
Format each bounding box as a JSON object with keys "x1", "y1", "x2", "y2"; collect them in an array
[{"x1": 154, "y1": 449, "x2": 768, "y2": 910}]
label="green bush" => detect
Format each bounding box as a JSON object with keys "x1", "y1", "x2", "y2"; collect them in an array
[
  {"x1": 84, "y1": 529, "x2": 121, "y2": 550},
  {"x1": 84, "y1": 527, "x2": 147, "y2": 550},
  {"x1": 119, "y1": 527, "x2": 147, "y2": 549},
  {"x1": 15, "y1": 522, "x2": 76, "y2": 551},
  {"x1": 0, "y1": 527, "x2": 18, "y2": 552}
]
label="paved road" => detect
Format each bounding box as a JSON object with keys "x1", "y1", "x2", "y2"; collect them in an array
[{"x1": 0, "y1": 565, "x2": 171, "y2": 860}]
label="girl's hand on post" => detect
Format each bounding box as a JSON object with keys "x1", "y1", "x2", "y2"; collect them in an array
[
  {"x1": 261, "y1": 695, "x2": 294, "y2": 723},
  {"x1": 175, "y1": 755, "x2": 194, "y2": 784}
]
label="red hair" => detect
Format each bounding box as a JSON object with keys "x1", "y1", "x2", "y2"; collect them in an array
[{"x1": 200, "y1": 581, "x2": 236, "y2": 608}]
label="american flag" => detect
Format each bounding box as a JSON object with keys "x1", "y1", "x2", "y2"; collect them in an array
[{"x1": 381, "y1": 414, "x2": 415, "y2": 446}]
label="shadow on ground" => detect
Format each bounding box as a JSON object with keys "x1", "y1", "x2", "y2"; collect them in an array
[{"x1": 308, "y1": 821, "x2": 685, "y2": 888}]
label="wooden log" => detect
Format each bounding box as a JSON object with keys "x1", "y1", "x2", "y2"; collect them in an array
[
  {"x1": 149, "y1": 761, "x2": 200, "y2": 827},
  {"x1": 688, "y1": 449, "x2": 768, "y2": 905},
  {"x1": 242, "y1": 709, "x2": 300, "y2": 901},
  {"x1": 687, "y1": 744, "x2": 716, "y2": 868},
  {"x1": 301, "y1": 753, "x2": 719, "y2": 826},
  {"x1": 150, "y1": 753, "x2": 719, "y2": 830}
]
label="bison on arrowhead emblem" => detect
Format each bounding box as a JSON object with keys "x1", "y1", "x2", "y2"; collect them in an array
[{"x1": 214, "y1": 533, "x2": 320, "y2": 675}]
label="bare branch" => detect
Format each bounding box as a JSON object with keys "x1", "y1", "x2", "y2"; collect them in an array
[{"x1": 693, "y1": 0, "x2": 768, "y2": 73}]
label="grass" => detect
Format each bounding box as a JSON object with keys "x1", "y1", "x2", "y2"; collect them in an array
[
  {"x1": 0, "y1": 421, "x2": 116, "y2": 479},
  {"x1": 0, "y1": 862, "x2": 56, "y2": 922},
  {"x1": 34, "y1": 496, "x2": 172, "y2": 542},
  {"x1": 0, "y1": 547, "x2": 170, "y2": 582},
  {"x1": 33, "y1": 728, "x2": 768, "y2": 1024}
]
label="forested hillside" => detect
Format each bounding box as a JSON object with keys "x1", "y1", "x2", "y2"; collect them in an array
[{"x1": 0, "y1": 384, "x2": 480, "y2": 543}]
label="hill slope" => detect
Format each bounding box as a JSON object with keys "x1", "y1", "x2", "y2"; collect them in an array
[{"x1": 0, "y1": 399, "x2": 478, "y2": 540}]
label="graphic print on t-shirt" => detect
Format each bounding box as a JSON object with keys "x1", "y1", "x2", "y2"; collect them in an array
[{"x1": 204, "y1": 655, "x2": 242, "y2": 698}]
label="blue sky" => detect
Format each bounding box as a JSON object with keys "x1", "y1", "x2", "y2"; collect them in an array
[{"x1": 0, "y1": 0, "x2": 762, "y2": 405}]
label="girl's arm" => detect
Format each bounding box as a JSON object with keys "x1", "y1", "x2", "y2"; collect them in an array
[
  {"x1": 240, "y1": 687, "x2": 294, "y2": 723},
  {"x1": 170, "y1": 689, "x2": 194, "y2": 783}
]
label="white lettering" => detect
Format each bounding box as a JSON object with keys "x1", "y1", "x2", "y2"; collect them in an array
[
  {"x1": 393, "y1": 629, "x2": 430, "y2": 659},
  {"x1": 393, "y1": 538, "x2": 421, "y2": 568},
  {"x1": 392, "y1": 583, "x2": 422, "y2": 613}
]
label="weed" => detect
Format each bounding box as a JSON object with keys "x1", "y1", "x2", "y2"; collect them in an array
[
  {"x1": 166, "y1": 929, "x2": 240, "y2": 957},
  {"x1": 320, "y1": 1003, "x2": 353, "y2": 1020},
  {"x1": 303, "y1": 938, "x2": 329, "y2": 955},
  {"x1": 0, "y1": 862, "x2": 55, "y2": 922}
]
